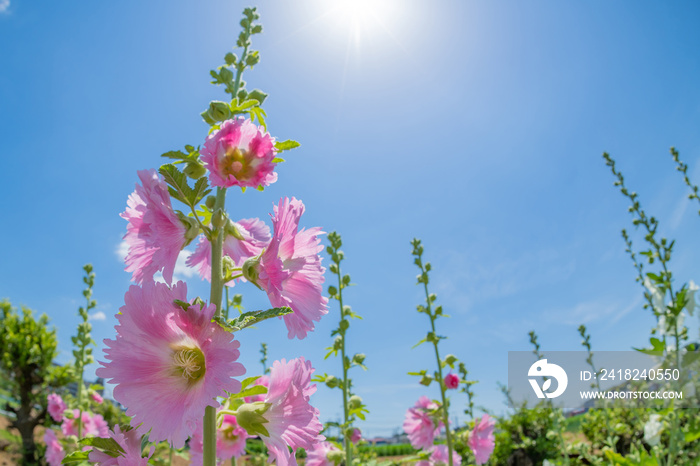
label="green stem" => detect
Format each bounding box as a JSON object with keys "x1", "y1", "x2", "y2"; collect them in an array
[
  {"x1": 336, "y1": 261, "x2": 352, "y2": 466},
  {"x1": 421, "y1": 279, "x2": 453, "y2": 466},
  {"x1": 203, "y1": 187, "x2": 227, "y2": 466}
]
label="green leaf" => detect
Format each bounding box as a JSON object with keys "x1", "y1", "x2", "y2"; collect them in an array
[
  {"x1": 61, "y1": 450, "x2": 92, "y2": 464},
  {"x1": 159, "y1": 164, "x2": 211, "y2": 208},
  {"x1": 412, "y1": 338, "x2": 427, "y2": 349},
  {"x1": 231, "y1": 384, "x2": 268, "y2": 400},
  {"x1": 274, "y1": 140, "x2": 301, "y2": 152},
  {"x1": 216, "y1": 307, "x2": 293, "y2": 332},
  {"x1": 161, "y1": 150, "x2": 189, "y2": 161},
  {"x1": 79, "y1": 437, "x2": 125, "y2": 455},
  {"x1": 241, "y1": 375, "x2": 261, "y2": 389},
  {"x1": 271, "y1": 157, "x2": 285, "y2": 163}
]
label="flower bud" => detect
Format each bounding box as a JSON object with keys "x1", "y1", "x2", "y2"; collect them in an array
[
  {"x1": 205, "y1": 195, "x2": 216, "y2": 210},
  {"x1": 184, "y1": 162, "x2": 206, "y2": 179},
  {"x1": 333, "y1": 335, "x2": 343, "y2": 351},
  {"x1": 235, "y1": 402, "x2": 271, "y2": 437},
  {"x1": 211, "y1": 209, "x2": 225, "y2": 229},
  {"x1": 327, "y1": 450, "x2": 344, "y2": 464},
  {"x1": 444, "y1": 354, "x2": 458, "y2": 367},
  {"x1": 352, "y1": 353, "x2": 365, "y2": 365},
  {"x1": 208, "y1": 101, "x2": 231, "y2": 122},
  {"x1": 325, "y1": 375, "x2": 339, "y2": 388},
  {"x1": 349, "y1": 395, "x2": 362, "y2": 410},
  {"x1": 242, "y1": 256, "x2": 261, "y2": 285}
]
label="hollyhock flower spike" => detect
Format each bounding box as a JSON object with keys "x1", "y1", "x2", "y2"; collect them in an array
[
  {"x1": 187, "y1": 217, "x2": 271, "y2": 283},
  {"x1": 305, "y1": 441, "x2": 342, "y2": 466},
  {"x1": 60, "y1": 410, "x2": 109, "y2": 438},
  {"x1": 468, "y1": 414, "x2": 496, "y2": 465},
  {"x1": 244, "y1": 197, "x2": 328, "y2": 339},
  {"x1": 47, "y1": 393, "x2": 66, "y2": 422},
  {"x1": 200, "y1": 117, "x2": 278, "y2": 189},
  {"x1": 237, "y1": 358, "x2": 324, "y2": 465},
  {"x1": 96, "y1": 281, "x2": 245, "y2": 448},
  {"x1": 121, "y1": 169, "x2": 196, "y2": 284},
  {"x1": 44, "y1": 429, "x2": 64, "y2": 466},
  {"x1": 88, "y1": 425, "x2": 154, "y2": 465},
  {"x1": 403, "y1": 396, "x2": 442, "y2": 450},
  {"x1": 444, "y1": 373, "x2": 460, "y2": 390}
]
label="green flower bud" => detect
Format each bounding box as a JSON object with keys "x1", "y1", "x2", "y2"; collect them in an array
[
  {"x1": 205, "y1": 195, "x2": 216, "y2": 210},
  {"x1": 183, "y1": 162, "x2": 206, "y2": 180},
  {"x1": 349, "y1": 395, "x2": 362, "y2": 410},
  {"x1": 327, "y1": 450, "x2": 344, "y2": 464},
  {"x1": 211, "y1": 209, "x2": 225, "y2": 229},
  {"x1": 352, "y1": 353, "x2": 366, "y2": 365},
  {"x1": 444, "y1": 354, "x2": 458, "y2": 367},
  {"x1": 178, "y1": 214, "x2": 200, "y2": 246},
  {"x1": 208, "y1": 101, "x2": 231, "y2": 122},
  {"x1": 235, "y1": 402, "x2": 271, "y2": 437},
  {"x1": 242, "y1": 256, "x2": 261, "y2": 286},
  {"x1": 333, "y1": 335, "x2": 343, "y2": 351},
  {"x1": 325, "y1": 375, "x2": 339, "y2": 388}
]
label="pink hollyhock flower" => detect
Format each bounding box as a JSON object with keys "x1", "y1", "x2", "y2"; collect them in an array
[
  {"x1": 468, "y1": 414, "x2": 496, "y2": 465},
  {"x1": 244, "y1": 374, "x2": 270, "y2": 403},
  {"x1": 96, "y1": 281, "x2": 245, "y2": 448},
  {"x1": 350, "y1": 428, "x2": 362, "y2": 444},
  {"x1": 44, "y1": 429, "x2": 64, "y2": 466},
  {"x1": 244, "y1": 197, "x2": 328, "y2": 339},
  {"x1": 251, "y1": 358, "x2": 324, "y2": 465},
  {"x1": 444, "y1": 373, "x2": 459, "y2": 390},
  {"x1": 186, "y1": 217, "x2": 271, "y2": 283},
  {"x1": 90, "y1": 392, "x2": 104, "y2": 404},
  {"x1": 430, "y1": 444, "x2": 462, "y2": 465},
  {"x1": 88, "y1": 425, "x2": 153, "y2": 465},
  {"x1": 190, "y1": 414, "x2": 250, "y2": 465},
  {"x1": 121, "y1": 169, "x2": 192, "y2": 285},
  {"x1": 60, "y1": 410, "x2": 109, "y2": 438},
  {"x1": 305, "y1": 441, "x2": 341, "y2": 466},
  {"x1": 403, "y1": 396, "x2": 442, "y2": 450},
  {"x1": 200, "y1": 117, "x2": 278, "y2": 189},
  {"x1": 47, "y1": 393, "x2": 66, "y2": 422}
]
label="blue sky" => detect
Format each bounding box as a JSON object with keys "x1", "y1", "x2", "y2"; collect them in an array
[{"x1": 2, "y1": 0, "x2": 700, "y2": 438}]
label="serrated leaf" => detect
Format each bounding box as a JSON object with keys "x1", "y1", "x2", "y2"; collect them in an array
[
  {"x1": 160, "y1": 164, "x2": 193, "y2": 207},
  {"x1": 61, "y1": 450, "x2": 92, "y2": 464},
  {"x1": 190, "y1": 178, "x2": 212, "y2": 207},
  {"x1": 234, "y1": 99, "x2": 260, "y2": 110},
  {"x1": 216, "y1": 307, "x2": 293, "y2": 332},
  {"x1": 241, "y1": 375, "x2": 261, "y2": 389},
  {"x1": 274, "y1": 140, "x2": 301, "y2": 152},
  {"x1": 79, "y1": 437, "x2": 125, "y2": 455},
  {"x1": 161, "y1": 150, "x2": 188, "y2": 161}
]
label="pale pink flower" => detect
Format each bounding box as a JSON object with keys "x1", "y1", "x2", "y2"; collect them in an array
[
  {"x1": 96, "y1": 281, "x2": 245, "y2": 448},
  {"x1": 305, "y1": 441, "x2": 340, "y2": 466},
  {"x1": 430, "y1": 445, "x2": 462, "y2": 465},
  {"x1": 403, "y1": 396, "x2": 442, "y2": 450},
  {"x1": 60, "y1": 410, "x2": 109, "y2": 438},
  {"x1": 44, "y1": 429, "x2": 64, "y2": 466},
  {"x1": 200, "y1": 117, "x2": 278, "y2": 189},
  {"x1": 350, "y1": 428, "x2": 362, "y2": 444},
  {"x1": 88, "y1": 425, "x2": 153, "y2": 465},
  {"x1": 186, "y1": 218, "x2": 270, "y2": 283},
  {"x1": 90, "y1": 392, "x2": 104, "y2": 404},
  {"x1": 468, "y1": 414, "x2": 496, "y2": 465},
  {"x1": 121, "y1": 169, "x2": 190, "y2": 285},
  {"x1": 47, "y1": 393, "x2": 66, "y2": 422},
  {"x1": 246, "y1": 197, "x2": 328, "y2": 339},
  {"x1": 244, "y1": 374, "x2": 270, "y2": 403},
  {"x1": 189, "y1": 414, "x2": 250, "y2": 465},
  {"x1": 444, "y1": 373, "x2": 459, "y2": 390},
  {"x1": 258, "y1": 358, "x2": 324, "y2": 465}
]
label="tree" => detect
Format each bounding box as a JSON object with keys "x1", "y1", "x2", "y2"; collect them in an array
[{"x1": 0, "y1": 299, "x2": 71, "y2": 464}]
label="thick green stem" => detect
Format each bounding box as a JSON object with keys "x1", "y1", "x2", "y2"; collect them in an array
[
  {"x1": 203, "y1": 187, "x2": 227, "y2": 466},
  {"x1": 336, "y1": 262, "x2": 352, "y2": 465},
  {"x1": 421, "y1": 279, "x2": 453, "y2": 466}
]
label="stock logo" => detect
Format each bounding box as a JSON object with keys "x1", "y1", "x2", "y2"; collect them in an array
[{"x1": 528, "y1": 359, "x2": 568, "y2": 399}]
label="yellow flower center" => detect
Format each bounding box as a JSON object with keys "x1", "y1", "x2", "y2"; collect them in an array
[
  {"x1": 172, "y1": 346, "x2": 206, "y2": 384},
  {"x1": 222, "y1": 146, "x2": 253, "y2": 180}
]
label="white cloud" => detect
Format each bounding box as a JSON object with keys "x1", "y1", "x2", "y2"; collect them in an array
[
  {"x1": 0, "y1": 0, "x2": 10, "y2": 14},
  {"x1": 88, "y1": 311, "x2": 107, "y2": 321},
  {"x1": 115, "y1": 240, "x2": 129, "y2": 261}
]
